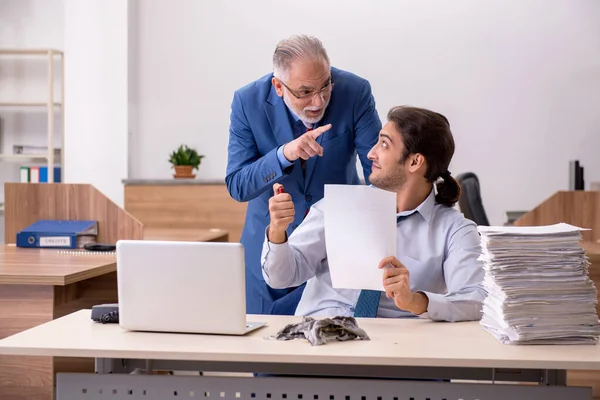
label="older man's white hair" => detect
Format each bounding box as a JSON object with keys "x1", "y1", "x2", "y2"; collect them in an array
[{"x1": 272, "y1": 35, "x2": 330, "y2": 82}]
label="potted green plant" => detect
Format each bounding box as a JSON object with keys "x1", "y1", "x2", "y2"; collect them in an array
[{"x1": 168, "y1": 144, "x2": 204, "y2": 179}]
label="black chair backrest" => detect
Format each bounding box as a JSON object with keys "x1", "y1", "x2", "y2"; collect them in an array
[{"x1": 456, "y1": 172, "x2": 490, "y2": 226}]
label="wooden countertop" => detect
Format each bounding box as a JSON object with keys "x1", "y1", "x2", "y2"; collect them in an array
[
  {"x1": 143, "y1": 227, "x2": 229, "y2": 242},
  {"x1": 1, "y1": 310, "x2": 600, "y2": 371},
  {"x1": 0, "y1": 245, "x2": 115, "y2": 286},
  {"x1": 122, "y1": 179, "x2": 225, "y2": 186}
]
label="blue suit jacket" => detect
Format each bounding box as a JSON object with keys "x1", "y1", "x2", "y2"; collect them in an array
[{"x1": 225, "y1": 67, "x2": 381, "y2": 315}]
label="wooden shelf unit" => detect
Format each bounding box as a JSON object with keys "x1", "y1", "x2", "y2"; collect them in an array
[{"x1": 0, "y1": 49, "x2": 64, "y2": 183}]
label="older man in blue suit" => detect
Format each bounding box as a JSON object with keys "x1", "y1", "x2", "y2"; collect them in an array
[{"x1": 225, "y1": 34, "x2": 381, "y2": 315}]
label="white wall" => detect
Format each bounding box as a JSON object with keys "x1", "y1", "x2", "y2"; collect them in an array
[
  {"x1": 0, "y1": 0, "x2": 130, "y2": 212},
  {"x1": 130, "y1": 0, "x2": 600, "y2": 226},
  {"x1": 0, "y1": 0, "x2": 64, "y2": 47},
  {"x1": 0, "y1": 0, "x2": 65, "y2": 244},
  {"x1": 0, "y1": 0, "x2": 64, "y2": 193},
  {"x1": 63, "y1": 0, "x2": 129, "y2": 207},
  {"x1": 2, "y1": 1, "x2": 600, "y2": 226}
]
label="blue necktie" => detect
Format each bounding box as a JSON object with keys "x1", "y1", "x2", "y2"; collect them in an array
[
  {"x1": 293, "y1": 120, "x2": 313, "y2": 173},
  {"x1": 353, "y1": 212, "x2": 415, "y2": 318},
  {"x1": 353, "y1": 287, "x2": 381, "y2": 318}
]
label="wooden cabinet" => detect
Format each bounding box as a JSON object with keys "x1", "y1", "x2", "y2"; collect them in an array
[
  {"x1": 123, "y1": 180, "x2": 247, "y2": 243},
  {"x1": 514, "y1": 191, "x2": 600, "y2": 397}
]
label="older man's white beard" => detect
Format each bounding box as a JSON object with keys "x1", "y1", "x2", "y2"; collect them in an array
[{"x1": 284, "y1": 95, "x2": 329, "y2": 126}]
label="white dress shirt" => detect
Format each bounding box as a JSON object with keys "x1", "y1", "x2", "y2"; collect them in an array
[{"x1": 260, "y1": 188, "x2": 486, "y2": 322}]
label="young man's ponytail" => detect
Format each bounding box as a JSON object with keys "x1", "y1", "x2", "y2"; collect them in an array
[{"x1": 435, "y1": 171, "x2": 461, "y2": 207}]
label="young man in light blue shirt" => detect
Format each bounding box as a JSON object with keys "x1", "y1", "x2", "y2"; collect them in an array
[{"x1": 261, "y1": 106, "x2": 486, "y2": 322}]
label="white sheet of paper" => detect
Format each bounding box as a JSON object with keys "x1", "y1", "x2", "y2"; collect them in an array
[
  {"x1": 323, "y1": 184, "x2": 397, "y2": 291},
  {"x1": 477, "y1": 223, "x2": 589, "y2": 235}
]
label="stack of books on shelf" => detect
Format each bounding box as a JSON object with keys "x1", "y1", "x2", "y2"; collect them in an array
[
  {"x1": 20, "y1": 166, "x2": 61, "y2": 183},
  {"x1": 478, "y1": 223, "x2": 600, "y2": 345}
]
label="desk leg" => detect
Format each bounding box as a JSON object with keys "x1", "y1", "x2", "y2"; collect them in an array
[
  {"x1": 54, "y1": 272, "x2": 119, "y2": 378},
  {"x1": 94, "y1": 358, "x2": 155, "y2": 375},
  {"x1": 95, "y1": 359, "x2": 126, "y2": 374},
  {"x1": 542, "y1": 370, "x2": 567, "y2": 386}
]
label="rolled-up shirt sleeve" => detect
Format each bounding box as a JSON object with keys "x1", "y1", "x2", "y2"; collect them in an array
[
  {"x1": 261, "y1": 200, "x2": 328, "y2": 289},
  {"x1": 420, "y1": 219, "x2": 486, "y2": 322}
]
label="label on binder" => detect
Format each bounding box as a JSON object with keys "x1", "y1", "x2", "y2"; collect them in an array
[{"x1": 39, "y1": 236, "x2": 72, "y2": 247}]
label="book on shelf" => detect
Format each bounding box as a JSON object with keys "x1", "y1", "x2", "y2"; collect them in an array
[{"x1": 20, "y1": 166, "x2": 61, "y2": 183}]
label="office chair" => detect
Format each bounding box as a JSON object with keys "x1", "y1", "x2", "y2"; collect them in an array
[{"x1": 456, "y1": 172, "x2": 490, "y2": 226}]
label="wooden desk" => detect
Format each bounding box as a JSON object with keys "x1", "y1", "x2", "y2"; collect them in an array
[
  {"x1": 143, "y1": 227, "x2": 229, "y2": 242},
  {"x1": 0, "y1": 245, "x2": 118, "y2": 400},
  {"x1": 1, "y1": 182, "x2": 144, "y2": 399},
  {"x1": 569, "y1": 242, "x2": 600, "y2": 398},
  {"x1": 0, "y1": 245, "x2": 115, "y2": 285},
  {"x1": 0, "y1": 227, "x2": 231, "y2": 399},
  {"x1": 0, "y1": 310, "x2": 595, "y2": 399},
  {"x1": 581, "y1": 242, "x2": 600, "y2": 317},
  {"x1": 2, "y1": 310, "x2": 600, "y2": 370}
]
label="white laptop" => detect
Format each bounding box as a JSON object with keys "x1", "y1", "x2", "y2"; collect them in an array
[{"x1": 116, "y1": 240, "x2": 266, "y2": 335}]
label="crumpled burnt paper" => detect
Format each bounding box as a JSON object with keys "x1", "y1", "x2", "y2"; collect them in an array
[{"x1": 269, "y1": 316, "x2": 370, "y2": 346}]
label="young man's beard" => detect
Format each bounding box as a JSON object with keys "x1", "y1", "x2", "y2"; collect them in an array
[{"x1": 370, "y1": 164, "x2": 407, "y2": 192}]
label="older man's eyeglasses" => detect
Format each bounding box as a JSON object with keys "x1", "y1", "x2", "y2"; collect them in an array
[{"x1": 280, "y1": 80, "x2": 335, "y2": 100}]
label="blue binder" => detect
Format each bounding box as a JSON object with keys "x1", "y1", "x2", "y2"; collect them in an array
[
  {"x1": 39, "y1": 166, "x2": 62, "y2": 183},
  {"x1": 16, "y1": 220, "x2": 98, "y2": 249}
]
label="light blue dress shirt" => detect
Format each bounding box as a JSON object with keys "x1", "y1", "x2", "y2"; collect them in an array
[
  {"x1": 261, "y1": 188, "x2": 486, "y2": 322},
  {"x1": 276, "y1": 106, "x2": 314, "y2": 168}
]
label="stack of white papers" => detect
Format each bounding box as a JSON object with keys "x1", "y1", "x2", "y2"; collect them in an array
[{"x1": 478, "y1": 223, "x2": 600, "y2": 345}]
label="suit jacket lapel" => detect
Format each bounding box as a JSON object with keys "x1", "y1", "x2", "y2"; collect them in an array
[{"x1": 265, "y1": 85, "x2": 294, "y2": 146}]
